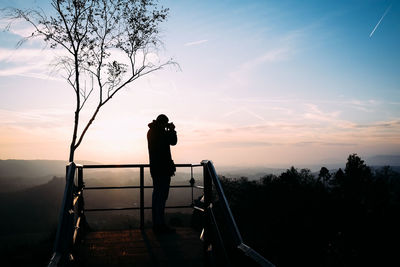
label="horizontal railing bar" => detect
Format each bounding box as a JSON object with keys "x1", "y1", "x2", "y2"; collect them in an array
[
  {"x1": 237, "y1": 243, "x2": 275, "y2": 267},
  {"x1": 85, "y1": 207, "x2": 141, "y2": 211},
  {"x1": 166, "y1": 205, "x2": 194, "y2": 209},
  {"x1": 84, "y1": 186, "x2": 141, "y2": 190},
  {"x1": 48, "y1": 252, "x2": 62, "y2": 267},
  {"x1": 81, "y1": 163, "x2": 202, "y2": 169},
  {"x1": 84, "y1": 205, "x2": 193, "y2": 212},
  {"x1": 193, "y1": 206, "x2": 204, "y2": 212},
  {"x1": 84, "y1": 185, "x2": 193, "y2": 190},
  {"x1": 83, "y1": 164, "x2": 148, "y2": 168}
]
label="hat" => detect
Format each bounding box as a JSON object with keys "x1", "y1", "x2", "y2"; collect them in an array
[{"x1": 156, "y1": 114, "x2": 169, "y2": 124}]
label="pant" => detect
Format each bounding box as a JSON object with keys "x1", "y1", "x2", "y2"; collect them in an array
[{"x1": 152, "y1": 175, "x2": 171, "y2": 226}]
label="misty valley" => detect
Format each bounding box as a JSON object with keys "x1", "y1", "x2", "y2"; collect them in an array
[{"x1": 1, "y1": 156, "x2": 400, "y2": 266}]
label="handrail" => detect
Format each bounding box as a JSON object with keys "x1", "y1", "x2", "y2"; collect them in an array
[
  {"x1": 84, "y1": 184, "x2": 193, "y2": 190},
  {"x1": 48, "y1": 161, "x2": 274, "y2": 266},
  {"x1": 48, "y1": 162, "x2": 85, "y2": 267},
  {"x1": 82, "y1": 163, "x2": 202, "y2": 168},
  {"x1": 48, "y1": 162, "x2": 199, "y2": 266},
  {"x1": 201, "y1": 160, "x2": 275, "y2": 267},
  {"x1": 79, "y1": 163, "x2": 202, "y2": 229}
]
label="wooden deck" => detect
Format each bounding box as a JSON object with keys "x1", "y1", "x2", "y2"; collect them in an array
[{"x1": 76, "y1": 227, "x2": 204, "y2": 266}]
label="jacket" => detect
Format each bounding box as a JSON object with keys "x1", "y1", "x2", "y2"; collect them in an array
[{"x1": 147, "y1": 120, "x2": 177, "y2": 177}]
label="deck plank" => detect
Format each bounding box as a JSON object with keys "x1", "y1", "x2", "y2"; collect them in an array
[{"x1": 76, "y1": 227, "x2": 204, "y2": 266}]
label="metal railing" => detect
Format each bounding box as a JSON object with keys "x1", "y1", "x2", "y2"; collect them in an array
[
  {"x1": 48, "y1": 160, "x2": 274, "y2": 266},
  {"x1": 201, "y1": 160, "x2": 275, "y2": 267},
  {"x1": 48, "y1": 162, "x2": 85, "y2": 266},
  {"x1": 48, "y1": 162, "x2": 202, "y2": 266},
  {"x1": 80, "y1": 163, "x2": 202, "y2": 229}
]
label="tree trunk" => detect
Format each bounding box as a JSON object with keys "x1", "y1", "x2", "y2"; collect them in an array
[
  {"x1": 69, "y1": 54, "x2": 81, "y2": 163},
  {"x1": 69, "y1": 144, "x2": 75, "y2": 163}
]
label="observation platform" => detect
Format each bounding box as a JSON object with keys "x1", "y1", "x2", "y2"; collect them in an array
[
  {"x1": 48, "y1": 161, "x2": 274, "y2": 266},
  {"x1": 76, "y1": 227, "x2": 203, "y2": 267}
]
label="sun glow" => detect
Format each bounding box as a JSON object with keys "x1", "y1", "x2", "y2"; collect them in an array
[{"x1": 0, "y1": 0, "x2": 399, "y2": 167}]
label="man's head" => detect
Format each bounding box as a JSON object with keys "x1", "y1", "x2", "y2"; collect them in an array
[{"x1": 156, "y1": 114, "x2": 169, "y2": 126}]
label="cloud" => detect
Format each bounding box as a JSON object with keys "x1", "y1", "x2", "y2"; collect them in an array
[
  {"x1": 0, "y1": 108, "x2": 70, "y2": 129},
  {"x1": 241, "y1": 47, "x2": 291, "y2": 70},
  {"x1": 204, "y1": 105, "x2": 400, "y2": 147},
  {"x1": 344, "y1": 99, "x2": 380, "y2": 112},
  {"x1": 352, "y1": 120, "x2": 400, "y2": 129},
  {"x1": 294, "y1": 141, "x2": 357, "y2": 147},
  {"x1": 212, "y1": 141, "x2": 277, "y2": 148},
  {"x1": 0, "y1": 65, "x2": 60, "y2": 81},
  {"x1": 0, "y1": 47, "x2": 56, "y2": 62},
  {"x1": 0, "y1": 47, "x2": 66, "y2": 80},
  {"x1": 0, "y1": 17, "x2": 37, "y2": 38},
  {"x1": 221, "y1": 107, "x2": 265, "y2": 121},
  {"x1": 240, "y1": 30, "x2": 302, "y2": 69},
  {"x1": 0, "y1": 44, "x2": 169, "y2": 81},
  {"x1": 184, "y1": 39, "x2": 208, "y2": 46},
  {"x1": 225, "y1": 46, "x2": 293, "y2": 87},
  {"x1": 303, "y1": 104, "x2": 341, "y2": 122},
  {"x1": 225, "y1": 31, "x2": 299, "y2": 87}
]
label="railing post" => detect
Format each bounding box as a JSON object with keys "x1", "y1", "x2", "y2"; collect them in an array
[
  {"x1": 77, "y1": 166, "x2": 86, "y2": 234},
  {"x1": 202, "y1": 161, "x2": 213, "y2": 263},
  {"x1": 203, "y1": 161, "x2": 212, "y2": 209},
  {"x1": 77, "y1": 166, "x2": 84, "y2": 217},
  {"x1": 77, "y1": 166, "x2": 83, "y2": 189},
  {"x1": 140, "y1": 166, "x2": 144, "y2": 229},
  {"x1": 52, "y1": 162, "x2": 77, "y2": 263},
  {"x1": 190, "y1": 165, "x2": 195, "y2": 206},
  {"x1": 65, "y1": 164, "x2": 69, "y2": 182}
]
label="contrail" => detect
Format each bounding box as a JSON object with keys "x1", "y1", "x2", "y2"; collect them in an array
[{"x1": 369, "y1": 5, "x2": 392, "y2": 37}]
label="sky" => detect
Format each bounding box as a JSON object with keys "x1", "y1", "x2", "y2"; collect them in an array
[{"x1": 0, "y1": 0, "x2": 399, "y2": 168}]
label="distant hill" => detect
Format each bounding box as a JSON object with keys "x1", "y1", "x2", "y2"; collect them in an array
[
  {"x1": 218, "y1": 167, "x2": 287, "y2": 180},
  {"x1": 0, "y1": 159, "x2": 101, "y2": 192},
  {"x1": 217, "y1": 155, "x2": 400, "y2": 180},
  {"x1": 0, "y1": 175, "x2": 57, "y2": 192},
  {"x1": 0, "y1": 173, "x2": 198, "y2": 235},
  {"x1": 0, "y1": 159, "x2": 101, "y2": 178},
  {"x1": 0, "y1": 176, "x2": 65, "y2": 235},
  {"x1": 0, "y1": 160, "x2": 68, "y2": 178},
  {"x1": 0, "y1": 160, "x2": 66, "y2": 192},
  {"x1": 366, "y1": 155, "x2": 400, "y2": 166},
  {"x1": 1, "y1": 156, "x2": 399, "y2": 186}
]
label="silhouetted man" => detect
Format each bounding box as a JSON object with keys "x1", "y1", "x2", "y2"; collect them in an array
[{"x1": 147, "y1": 114, "x2": 177, "y2": 233}]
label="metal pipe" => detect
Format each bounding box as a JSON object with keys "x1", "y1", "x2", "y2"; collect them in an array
[
  {"x1": 84, "y1": 205, "x2": 193, "y2": 212},
  {"x1": 140, "y1": 166, "x2": 144, "y2": 229},
  {"x1": 206, "y1": 161, "x2": 243, "y2": 245},
  {"x1": 82, "y1": 163, "x2": 201, "y2": 169},
  {"x1": 191, "y1": 166, "x2": 194, "y2": 205},
  {"x1": 84, "y1": 185, "x2": 192, "y2": 190}
]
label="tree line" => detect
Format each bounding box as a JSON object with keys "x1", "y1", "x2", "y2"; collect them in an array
[{"x1": 219, "y1": 154, "x2": 400, "y2": 266}]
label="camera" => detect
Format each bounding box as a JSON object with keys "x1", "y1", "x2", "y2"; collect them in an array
[{"x1": 165, "y1": 122, "x2": 175, "y2": 131}]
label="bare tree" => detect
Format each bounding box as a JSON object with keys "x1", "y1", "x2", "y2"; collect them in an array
[{"x1": 3, "y1": 0, "x2": 175, "y2": 162}]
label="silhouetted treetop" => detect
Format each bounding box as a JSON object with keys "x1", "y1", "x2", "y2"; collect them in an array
[
  {"x1": 318, "y1": 166, "x2": 331, "y2": 184},
  {"x1": 219, "y1": 154, "x2": 400, "y2": 267},
  {"x1": 345, "y1": 153, "x2": 372, "y2": 181}
]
